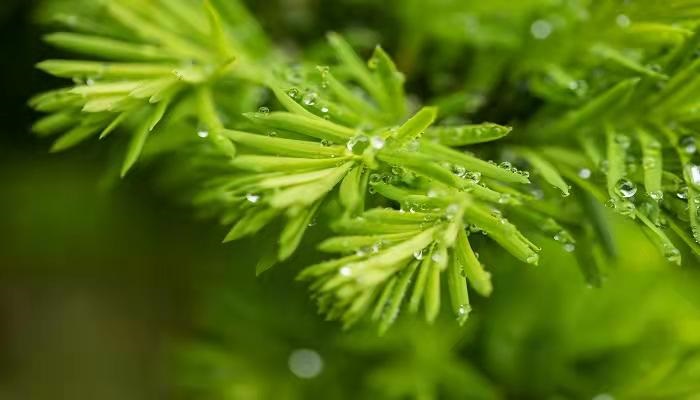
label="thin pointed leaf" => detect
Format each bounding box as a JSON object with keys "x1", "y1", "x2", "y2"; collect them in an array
[
  {"x1": 447, "y1": 250, "x2": 470, "y2": 325},
  {"x1": 424, "y1": 123, "x2": 512, "y2": 146}
]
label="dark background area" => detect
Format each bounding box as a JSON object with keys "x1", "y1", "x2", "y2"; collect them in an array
[{"x1": 0, "y1": 2, "x2": 210, "y2": 397}]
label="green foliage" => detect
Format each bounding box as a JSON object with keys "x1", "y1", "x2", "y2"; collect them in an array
[{"x1": 30, "y1": 0, "x2": 700, "y2": 336}]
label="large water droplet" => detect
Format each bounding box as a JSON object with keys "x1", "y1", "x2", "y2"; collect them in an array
[
  {"x1": 302, "y1": 92, "x2": 318, "y2": 106},
  {"x1": 680, "y1": 135, "x2": 697, "y2": 154},
  {"x1": 578, "y1": 168, "x2": 592, "y2": 179},
  {"x1": 346, "y1": 134, "x2": 369, "y2": 154},
  {"x1": 614, "y1": 179, "x2": 637, "y2": 198},
  {"x1": 288, "y1": 349, "x2": 323, "y2": 379},
  {"x1": 413, "y1": 250, "x2": 424, "y2": 260},
  {"x1": 530, "y1": 19, "x2": 553, "y2": 39},
  {"x1": 246, "y1": 193, "x2": 261, "y2": 203},
  {"x1": 257, "y1": 106, "x2": 270, "y2": 116},
  {"x1": 370, "y1": 135, "x2": 385, "y2": 150},
  {"x1": 685, "y1": 164, "x2": 700, "y2": 190},
  {"x1": 197, "y1": 129, "x2": 209, "y2": 138},
  {"x1": 616, "y1": 14, "x2": 631, "y2": 28}
]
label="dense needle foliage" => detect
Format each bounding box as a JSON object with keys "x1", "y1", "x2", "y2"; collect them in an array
[{"x1": 24, "y1": 0, "x2": 700, "y2": 398}]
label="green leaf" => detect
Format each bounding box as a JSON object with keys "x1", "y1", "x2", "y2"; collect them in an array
[
  {"x1": 639, "y1": 128, "x2": 664, "y2": 200},
  {"x1": 268, "y1": 162, "x2": 355, "y2": 208},
  {"x1": 446, "y1": 249, "x2": 471, "y2": 325},
  {"x1": 37, "y1": 60, "x2": 174, "y2": 79},
  {"x1": 279, "y1": 201, "x2": 322, "y2": 261},
  {"x1": 424, "y1": 123, "x2": 512, "y2": 146},
  {"x1": 50, "y1": 121, "x2": 103, "y2": 152},
  {"x1": 392, "y1": 106, "x2": 437, "y2": 145},
  {"x1": 519, "y1": 149, "x2": 570, "y2": 196},
  {"x1": 338, "y1": 166, "x2": 366, "y2": 217},
  {"x1": 121, "y1": 113, "x2": 155, "y2": 177},
  {"x1": 223, "y1": 207, "x2": 280, "y2": 243},
  {"x1": 369, "y1": 45, "x2": 406, "y2": 119},
  {"x1": 408, "y1": 252, "x2": 432, "y2": 313},
  {"x1": 221, "y1": 129, "x2": 345, "y2": 158},
  {"x1": 231, "y1": 155, "x2": 349, "y2": 173},
  {"x1": 424, "y1": 261, "x2": 441, "y2": 323},
  {"x1": 542, "y1": 78, "x2": 640, "y2": 137},
  {"x1": 32, "y1": 111, "x2": 76, "y2": 137},
  {"x1": 455, "y1": 229, "x2": 492, "y2": 296},
  {"x1": 378, "y1": 259, "x2": 419, "y2": 334},
  {"x1": 421, "y1": 140, "x2": 530, "y2": 184},
  {"x1": 44, "y1": 32, "x2": 168, "y2": 61},
  {"x1": 591, "y1": 43, "x2": 668, "y2": 80},
  {"x1": 204, "y1": 0, "x2": 235, "y2": 61},
  {"x1": 326, "y1": 32, "x2": 385, "y2": 110},
  {"x1": 243, "y1": 111, "x2": 355, "y2": 142}
]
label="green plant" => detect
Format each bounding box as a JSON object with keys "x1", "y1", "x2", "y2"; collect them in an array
[{"x1": 31, "y1": 0, "x2": 700, "y2": 337}]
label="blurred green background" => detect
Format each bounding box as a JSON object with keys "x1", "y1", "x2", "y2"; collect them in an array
[{"x1": 2, "y1": 1, "x2": 700, "y2": 399}]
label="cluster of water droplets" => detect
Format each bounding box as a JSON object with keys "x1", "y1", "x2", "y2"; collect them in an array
[{"x1": 492, "y1": 160, "x2": 531, "y2": 180}]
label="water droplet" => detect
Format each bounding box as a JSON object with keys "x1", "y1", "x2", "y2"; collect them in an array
[
  {"x1": 431, "y1": 252, "x2": 443, "y2": 263},
  {"x1": 615, "y1": 134, "x2": 631, "y2": 149},
  {"x1": 526, "y1": 254, "x2": 539, "y2": 265},
  {"x1": 405, "y1": 140, "x2": 420, "y2": 152},
  {"x1": 563, "y1": 243, "x2": 576, "y2": 253},
  {"x1": 369, "y1": 174, "x2": 382, "y2": 184},
  {"x1": 677, "y1": 186, "x2": 689, "y2": 200},
  {"x1": 288, "y1": 349, "x2": 323, "y2": 379},
  {"x1": 578, "y1": 168, "x2": 592, "y2": 179},
  {"x1": 346, "y1": 134, "x2": 369, "y2": 154},
  {"x1": 287, "y1": 88, "x2": 300, "y2": 99},
  {"x1": 257, "y1": 106, "x2": 270, "y2": 116},
  {"x1": 530, "y1": 19, "x2": 553, "y2": 39},
  {"x1": 452, "y1": 165, "x2": 467, "y2": 178},
  {"x1": 664, "y1": 246, "x2": 681, "y2": 264},
  {"x1": 320, "y1": 106, "x2": 329, "y2": 113},
  {"x1": 197, "y1": 129, "x2": 209, "y2": 138},
  {"x1": 499, "y1": 161, "x2": 512, "y2": 170},
  {"x1": 680, "y1": 135, "x2": 697, "y2": 154},
  {"x1": 246, "y1": 193, "x2": 261, "y2": 203},
  {"x1": 616, "y1": 14, "x2": 631, "y2": 28},
  {"x1": 320, "y1": 139, "x2": 332, "y2": 147},
  {"x1": 593, "y1": 393, "x2": 615, "y2": 400},
  {"x1": 457, "y1": 305, "x2": 470, "y2": 316},
  {"x1": 685, "y1": 164, "x2": 700, "y2": 190},
  {"x1": 465, "y1": 171, "x2": 481, "y2": 183},
  {"x1": 649, "y1": 191, "x2": 664, "y2": 201},
  {"x1": 268, "y1": 131, "x2": 278, "y2": 137},
  {"x1": 370, "y1": 135, "x2": 385, "y2": 150},
  {"x1": 302, "y1": 92, "x2": 318, "y2": 106},
  {"x1": 413, "y1": 250, "x2": 424, "y2": 260},
  {"x1": 614, "y1": 179, "x2": 637, "y2": 198},
  {"x1": 445, "y1": 204, "x2": 460, "y2": 221},
  {"x1": 308, "y1": 218, "x2": 317, "y2": 227},
  {"x1": 339, "y1": 266, "x2": 352, "y2": 276}
]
